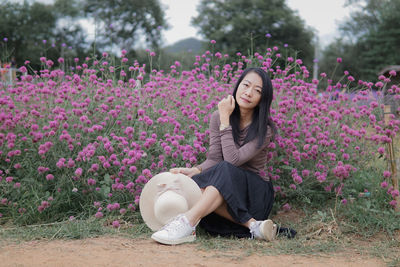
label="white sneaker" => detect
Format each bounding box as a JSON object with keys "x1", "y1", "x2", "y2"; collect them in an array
[
  {"x1": 249, "y1": 219, "x2": 277, "y2": 241},
  {"x1": 151, "y1": 214, "x2": 196, "y2": 245}
]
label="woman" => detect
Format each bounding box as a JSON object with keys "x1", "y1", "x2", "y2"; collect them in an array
[{"x1": 152, "y1": 67, "x2": 277, "y2": 245}]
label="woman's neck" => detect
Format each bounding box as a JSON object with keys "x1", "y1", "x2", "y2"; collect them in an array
[{"x1": 239, "y1": 108, "x2": 253, "y2": 129}]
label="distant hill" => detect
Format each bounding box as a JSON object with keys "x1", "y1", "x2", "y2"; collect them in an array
[{"x1": 164, "y1": 37, "x2": 206, "y2": 54}]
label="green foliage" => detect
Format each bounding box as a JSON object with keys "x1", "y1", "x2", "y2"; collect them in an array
[
  {"x1": 320, "y1": 0, "x2": 400, "y2": 82},
  {"x1": 338, "y1": 165, "x2": 400, "y2": 237},
  {"x1": 0, "y1": 0, "x2": 87, "y2": 69},
  {"x1": 191, "y1": 0, "x2": 315, "y2": 66},
  {"x1": 0, "y1": 1, "x2": 55, "y2": 65},
  {"x1": 0, "y1": 0, "x2": 169, "y2": 70},
  {"x1": 83, "y1": 0, "x2": 169, "y2": 50}
]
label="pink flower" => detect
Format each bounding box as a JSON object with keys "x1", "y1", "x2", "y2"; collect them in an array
[
  {"x1": 46, "y1": 174, "x2": 54, "y2": 181},
  {"x1": 391, "y1": 190, "x2": 399, "y2": 198},
  {"x1": 112, "y1": 220, "x2": 120, "y2": 228},
  {"x1": 337, "y1": 57, "x2": 342, "y2": 63},
  {"x1": 19, "y1": 66, "x2": 27, "y2": 73},
  {"x1": 293, "y1": 174, "x2": 303, "y2": 184},
  {"x1": 381, "y1": 181, "x2": 388, "y2": 188},
  {"x1": 341, "y1": 199, "x2": 347, "y2": 205},
  {"x1": 282, "y1": 203, "x2": 291, "y2": 211},
  {"x1": 389, "y1": 70, "x2": 397, "y2": 76},
  {"x1": 302, "y1": 169, "x2": 310, "y2": 177},
  {"x1": 95, "y1": 212, "x2": 103, "y2": 218},
  {"x1": 210, "y1": 40, "x2": 216, "y2": 44},
  {"x1": 383, "y1": 171, "x2": 391, "y2": 178},
  {"x1": 75, "y1": 168, "x2": 83, "y2": 177}
]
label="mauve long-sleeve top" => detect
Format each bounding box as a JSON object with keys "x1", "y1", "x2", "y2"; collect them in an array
[{"x1": 197, "y1": 110, "x2": 272, "y2": 181}]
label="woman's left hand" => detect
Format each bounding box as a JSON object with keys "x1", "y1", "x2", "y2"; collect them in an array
[{"x1": 170, "y1": 167, "x2": 201, "y2": 178}]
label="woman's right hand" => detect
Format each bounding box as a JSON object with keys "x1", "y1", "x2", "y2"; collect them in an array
[
  {"x1": 218, "y1": 95, "x2": 235, "y2": 123},
  {"x1": 170, "y1": 167, "x2": 201, "y2": 178}
]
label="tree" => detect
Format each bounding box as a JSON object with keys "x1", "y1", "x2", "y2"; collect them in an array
[
  {"x1": 320, "y1": 0, "x2": 400, "y2": 82},
  {"x1": 191, "y1": 0, "x2": 315, "y2": 66},
  {"x1": 0, "y1": 0, "x2": 88, "y2": 69},
  {"x1": 0, "y1": 1, "x2": 56, "y2": 66},
  {"x1": 83, "y1": 0, "x2": 169, "y2": 51}
]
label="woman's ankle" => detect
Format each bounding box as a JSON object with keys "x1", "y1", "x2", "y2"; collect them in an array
[
  {"x1": 245, "y1": 218, "x2": 257, "y2": 229},
  {"x1": 184, "y1": 212, "x2": 199, "y2": 227}
]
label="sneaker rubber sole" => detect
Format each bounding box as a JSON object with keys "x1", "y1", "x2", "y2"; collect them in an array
[
  {"x1": 259, "y1": 219, "x2": 277, "y2": 241},
  {"x1": 151, "y1": 233, "x2": 196, "y2": 245}
]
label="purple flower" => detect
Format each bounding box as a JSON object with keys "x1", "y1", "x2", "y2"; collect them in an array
[
  {"x1": 383, "y1": 171, "x2": 391, "y2": 178},
  {"x1": 282, "y1": 203, "x2": 291, "y2": 211},
  {"x1": 112, "y1": 220, "x2": 120, "y2": 228},
  {"x1": 75, "y1": 168, "x2": 83, "y2": 177},
  {"x1": 265, "y1": 33, "x2": 271, "y2": 38},
  {"x1": 391, "y1": 190, "x2": 399, "y2": 198}
]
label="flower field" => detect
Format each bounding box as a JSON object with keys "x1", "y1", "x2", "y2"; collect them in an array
[{"x1": 1, "y1": 44, "x2": 399, "y2": 226}]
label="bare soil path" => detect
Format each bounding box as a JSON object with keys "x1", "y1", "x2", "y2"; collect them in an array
[{"x1": 0, "y1": 236, "x2": 385, "y2": 267}]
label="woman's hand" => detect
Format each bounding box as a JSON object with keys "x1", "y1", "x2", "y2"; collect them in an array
[
  {"x1": 170, "y1": 167, "x2": 201, "y2": 178},
  {"x1": 218, "y1": 95, "x2": 235, "y2": 124}
]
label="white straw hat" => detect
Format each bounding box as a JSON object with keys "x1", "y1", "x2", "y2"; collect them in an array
[{"x1": 139, "y1": 172, "x2": 202, "y2": 231}]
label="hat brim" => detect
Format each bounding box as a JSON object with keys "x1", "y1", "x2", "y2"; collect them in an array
[{"x1": 139, "y1": 172, "x2": 202, "y2": 231}]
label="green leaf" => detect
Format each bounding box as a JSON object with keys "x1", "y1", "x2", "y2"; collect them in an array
[{"x1": 280, "y1": 165, "x2": 294, "y2": 170}]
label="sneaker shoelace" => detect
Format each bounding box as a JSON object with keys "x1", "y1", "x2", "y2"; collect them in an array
[
  {"x1": 249, "y1": 221, "x2": 262, "y2": 240},
  {"x1": 160, "y1": 214, "x2": 191, "y2": 236}
]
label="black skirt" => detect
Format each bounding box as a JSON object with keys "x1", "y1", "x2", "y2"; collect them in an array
[{"x1": 192, "y1": 161, "x2": 274, "y2": 238}]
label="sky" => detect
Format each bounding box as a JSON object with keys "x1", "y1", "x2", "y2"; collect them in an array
[{"x1": 160, "y1": 0, "x2": 353, "y2": 47}]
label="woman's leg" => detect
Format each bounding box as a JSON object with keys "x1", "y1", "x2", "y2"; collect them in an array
[
  {"x1": 185, "y1": 186, "x2": 256, "y2": 228},
  {"x1": 213, "y1": 201, "x2": 255, "y2": 228}
]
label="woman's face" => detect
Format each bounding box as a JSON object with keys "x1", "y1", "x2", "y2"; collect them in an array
[{"x1": 235, "y1": 72, "x2": 263, "y2": 111}]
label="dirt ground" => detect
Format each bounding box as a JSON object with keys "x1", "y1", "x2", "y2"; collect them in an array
[{"x1": 0, "y1": 236, "x2": 385, "y2": 267}]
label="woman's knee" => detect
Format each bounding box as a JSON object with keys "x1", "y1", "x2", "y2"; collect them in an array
[{"x1": 217, "y1": 160, "x2": 233, "y2": 168}]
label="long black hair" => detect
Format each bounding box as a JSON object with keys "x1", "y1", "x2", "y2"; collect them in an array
[{"x1": 230, "y1": 67, "x2": 277, "y2": 148}]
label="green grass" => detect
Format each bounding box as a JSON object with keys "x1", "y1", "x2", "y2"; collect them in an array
[
  {"x1": 1, "y1": 197, "x2": 399, "y2": 265},
  {"x1": 0, "y1": 207, "x2": 399, "y2": 265},
  {"x1": 0, "y1": 212, "x2": 151, "y2": 241}
]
